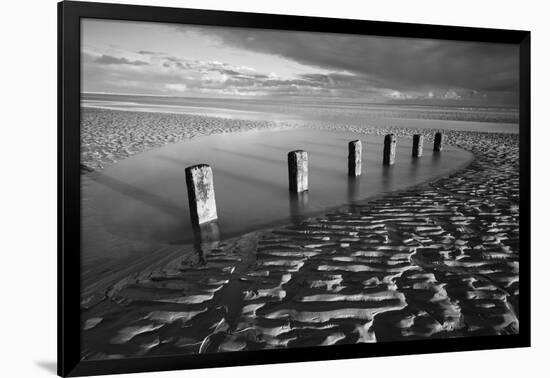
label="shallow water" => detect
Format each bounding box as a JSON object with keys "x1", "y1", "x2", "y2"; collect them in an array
[
  {"x1": 82, "y1": 93, "x2": 519, "y2": 133},
  {"x1": 82, "y1": 128, "x2": 472, "y2": 265},
  {"x1": 83, "y1": 99, "x2": 280, "y2": 122}
]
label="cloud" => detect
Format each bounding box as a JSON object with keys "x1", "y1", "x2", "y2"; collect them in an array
[
  {"x1": 442, "y1": 90, "x2": 461, "y2": 100},
  {"x1": 165, "y1": 83, "x2": 187, "y2": 92},
  {"x1": 82, "y1": 28, "x2": 519, "y2": 105},
  {"x1": 137, "y1": 50, "x2": 165, "y2": 56},
  {"x1": 95, "y1": 54, "x2": 149, "y2": 66},
  {"x1": 190, "y1": 27, "x2": 519, "y2": 103},
  {"x1": 83, "y1": 49, "x2": 480, "y2": 100}
]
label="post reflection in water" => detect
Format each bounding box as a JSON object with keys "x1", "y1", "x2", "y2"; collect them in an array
[
  {"x1": 409, "y1": 156, "x2": 420, "y2": 180},
  {"x1": 381, "y1": 165, "x2": 393, "y2": 190},
  {"x1": 432, "y1": 150, "x2": 442, "y2": 163},
  {"x1": 347, "y1": 176, "x2": 361, "y2": 203},
  {"x1": 191, "y1": 221, "x2": 221, "y2": 264},
  {"x1": 289, "y1": 191, "x2": 310, "y2": 224}
]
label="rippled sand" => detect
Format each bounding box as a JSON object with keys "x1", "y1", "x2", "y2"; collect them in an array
[{"x1": 80, "y1": 109, "x2": 519, "y2": 360}]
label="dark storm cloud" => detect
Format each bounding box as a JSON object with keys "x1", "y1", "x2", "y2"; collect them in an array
[
  {"x1": 195, "y1": 28, "x2": 519, "y2": 95},
  {"x1": 95, "y1": 54, "x2": 149, "y2": 66}
]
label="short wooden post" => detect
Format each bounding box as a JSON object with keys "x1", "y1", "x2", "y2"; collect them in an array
[
  {"x1": 348, "y1": 140, "x2": 362, "y2": 177},
  {"x1": 185, "y1": 164, "x2": 218, "y2": 225},
  {"x1": 412, "y1": 134, "x2": 424, "y2": 158},
  {"x1": 383, "y1": 134, "x2": 397, "y2": 165},
  {"x1": 433, "y1": 132, "x2": 443, "y2": 152},
  {"x1": 288, "y1": 150, "x2": 308, "y2": 193}
]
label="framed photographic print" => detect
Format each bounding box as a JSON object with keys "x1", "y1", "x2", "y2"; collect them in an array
[{"x1": 58, "y1": 1, "x2": 530, "y2": 376}]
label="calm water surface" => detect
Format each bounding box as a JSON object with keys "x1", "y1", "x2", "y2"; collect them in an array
[{"x1": 82, "y1": 128, "x2": 473, "y2": 265}]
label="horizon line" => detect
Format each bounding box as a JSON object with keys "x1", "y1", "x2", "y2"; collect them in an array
[{"x1": 81, "y1": 91, "x2": 519, "y2": 109}]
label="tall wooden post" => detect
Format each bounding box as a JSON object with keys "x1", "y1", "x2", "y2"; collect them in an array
[
  {"x1": 288, "y1": 150, "x2": 308, "y2": 193},
  {"x1": 185, "y1": 164, "x2": 218, "y2": 226},
  {"x1": 348, "y1": 140, "x2": 362, "y2": 177},
  {"x1": 383, "y1": 134, "x2": 397, "y2": 165},
  {"x1": 412, "y1": 134, "x2": 424, "y2": 158}
]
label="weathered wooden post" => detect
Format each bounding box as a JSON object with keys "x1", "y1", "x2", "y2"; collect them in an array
[
  {"x1": 433, "y1": 132, "x2": 443, "y2": 152},
  {"x1": 383, "y1": 134, "x2": 397, "y2": 165},
  {"x1": 185, "y1": 164, "x2": 218, "y2": 226},
  {"x1": 412, "y1": 134, "x2": 424, "y2": 158},
  {"x1": 348, "y1": 140, "x2": 362, "y2": 177},
  {"x1": 288, "y1": 150, "x2": 308, "y2": 193}
]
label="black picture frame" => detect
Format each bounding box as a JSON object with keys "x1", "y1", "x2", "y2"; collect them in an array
[{"x1": 58, "y1": 1, "x2": 531, "y2": 376}]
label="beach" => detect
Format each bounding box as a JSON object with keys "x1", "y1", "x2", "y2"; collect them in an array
[
  {"x1": 81, "y1": 99, "x2": 517, "y2": 171},
  {"x1": 81, "y1": 108, "x2": 284, "y2": 171},
  {"x1": 80, "y1": 106, "x2": 519, "y2": 359}
]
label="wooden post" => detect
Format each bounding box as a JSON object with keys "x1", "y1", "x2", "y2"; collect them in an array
[
  {"x1": 348, "y1": 140, "x2": 362, "y2": 177},
  {"x1": 185, "y1": 164, "x2": 218, "y2": 225},
  {"x1": 412, "y1": 134, "x2": 424, "y2": 158},
  {"x1": 288, "y1": 150, "x2": 308, "y2": 193},
  {"x1": 433, "y1": 132, "x2": 443, "y2": 152},
  {"x1": 383, "y1": 134, "x2": 397, "y2": 165}
]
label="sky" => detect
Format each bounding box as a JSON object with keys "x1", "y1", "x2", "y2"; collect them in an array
[{"x1": 81, "y1": 19, "x2": 519, "y2": 106}]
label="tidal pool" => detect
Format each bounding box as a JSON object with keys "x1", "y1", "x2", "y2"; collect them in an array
[{"x1": 82, "y1": 128, "x2": 473, "y2": 264}]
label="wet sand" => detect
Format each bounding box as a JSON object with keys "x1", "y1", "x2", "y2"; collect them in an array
[{"x1": 80, "y1": 108, "x2": 519, "y2": 359}]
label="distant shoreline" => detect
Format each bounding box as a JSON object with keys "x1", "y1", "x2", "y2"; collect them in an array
[{"x1": 81, "y1": 92, "x2": 520, "y2": 111}]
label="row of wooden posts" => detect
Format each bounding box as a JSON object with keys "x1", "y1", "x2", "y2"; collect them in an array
[{"x1": 186, "y1": 132, "x2": 444, "y2": 226}]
